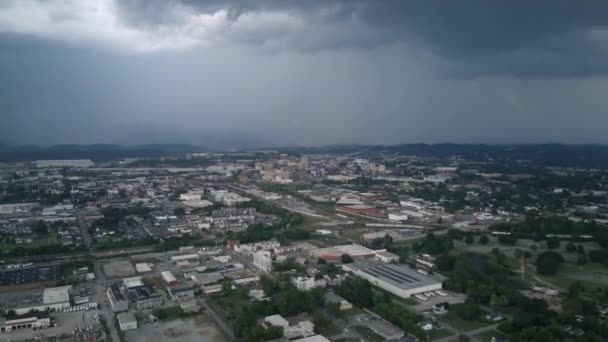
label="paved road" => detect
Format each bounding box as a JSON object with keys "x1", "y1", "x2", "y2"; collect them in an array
[{"x1": 93, "y1": 261, "x2": 122, "y2": 342}]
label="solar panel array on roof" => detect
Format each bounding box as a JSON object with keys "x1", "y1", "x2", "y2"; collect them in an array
[
  {"x1": 0, "y1": 265, "x2": 60, "y2": 286},
  {"x1": 362, "y1": 265, "x2": 421, "y2": 285},
  {"x1": 111, "y1": 284, "x2": 125, "y2": 301}
]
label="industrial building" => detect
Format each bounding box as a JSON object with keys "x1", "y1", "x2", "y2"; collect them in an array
[
  {"x1": 0, "y1": 265, "x2": 60, "y2": 288},
  {"x1": 161, "y1": 271, "x2": 179, "y2": 286},
  {"x1": 0, "y1": 312, "x2": 51, "y2": 332},
  {"x1": 343, "y1": 260, "x2": 443, "y2": 299},
  {"x1": 167, "y1": 285, "x2": 195, "y2": 303},
  {"x1": 351, "y1": 314, "x2": 405, "y2": 340},
  {"x1": 32, "y1": 160, "x2": 94, "y2": 168},
  {"x1": 128, "y1": 285, "x2": 163, "y2": 310},
  {"x1": 309, "y1": 244, "x2": 376, "y2": 262},
  {"x1": 107, "y1": 284, "x2": 129, "y2": 313},
  {"x1": 9, "y1": 285, "x2": 72, "y2": 315}
]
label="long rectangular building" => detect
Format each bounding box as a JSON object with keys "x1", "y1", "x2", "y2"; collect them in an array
[
  {"x1": 343, "y1": 260, "x2": 443, "y2": 299},
  {"x1": 0, "y1": 265, "x2": 60, "y2": 288}
]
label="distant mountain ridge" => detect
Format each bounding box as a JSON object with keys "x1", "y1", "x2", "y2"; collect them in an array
[{"x1": 0, "y1": 144, "x2": 204, "y2": 162}]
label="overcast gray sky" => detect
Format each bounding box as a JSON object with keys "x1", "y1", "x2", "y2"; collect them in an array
[{"x1": 2, "y1": 0, "x2": 608, "y2": 148}]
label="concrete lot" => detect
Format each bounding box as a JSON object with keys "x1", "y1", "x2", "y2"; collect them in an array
[
  {"x1": 102, "y1": 259, "x2": 136, "y2": 278},
  {"x1": 125, "y1": 316, "x2": 225, "y2": 342},
  {"x1": 0, "y1": 310, "x2": 102, "y2": 342},
  {"x1": 407, "y1": 291, "x2": 467, "y2": 313}
]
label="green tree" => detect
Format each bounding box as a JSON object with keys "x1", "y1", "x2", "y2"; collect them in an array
[
  {"x1": 173, "y1": 207, "x2": 186, "y2": 217},
  {"x1": 465, "y1": 235, "x2": 474, "y2": 245},
  {"x1": 33, "y1": 220, "x2": 48, "y2": 235},
  {"x1": 546, "y1": 238, "x2": 560, "y2": 250},
  {"x1": 536, "y1": 251, "x2": 564, "y2": 276},
  {"x1": 565, "y1": 242, "x2": 576, "y2": 253},
  {"x1": 341, "y1": 254, "x2": 354, "y2": 264},
  {"x1": 479, "y1": 235, "x2": 489, "y2": 245},
  {"x1": 577, "y1": 253, "x2": 588, "y2": 266},
  {"x1": 455, "y1": 301, "x2": 481, "y2": 321},
  {"x1": 221, "y1": 279, "x2": 233, "y2": 296},
  {"x1": 436, "y1": 254, "x2": 455, "y2": 272}
]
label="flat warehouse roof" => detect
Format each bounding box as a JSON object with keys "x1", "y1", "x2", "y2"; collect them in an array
[
  {"x1": 347, "y1": 260, "x2": 443, "y2": 290},
  {"x1": 0, "y1": 265, "x2": 60, "y2": 286}
]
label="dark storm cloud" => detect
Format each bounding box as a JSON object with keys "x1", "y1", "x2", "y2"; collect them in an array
[
  {"x1": 2, "y1": 1, "x2": 608, "y2": 147},
  {"x1": 112, "y1": 0, "x2": 608, "y2": 77}
]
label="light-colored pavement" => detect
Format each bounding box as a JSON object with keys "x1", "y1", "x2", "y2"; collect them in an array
[{"x1": 93, "y1": 261, "x2": 121, "y2": 342}]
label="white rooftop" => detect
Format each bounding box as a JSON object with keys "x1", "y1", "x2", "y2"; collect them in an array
[
  {"x1": 123, "y1": 276, "x2": 144, "y2": 289},
  {"x1": 43, "y1": 285, "x2": 71, "y2": 304},
  {"x1": 264, "y1": 314, "x2": 289, "y2": 328},
  {"x1": 135, "y1": 263, "x2": 152, "y2": 273}
]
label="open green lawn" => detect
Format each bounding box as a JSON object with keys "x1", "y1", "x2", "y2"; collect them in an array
[
  {"x1": 454, "y1": 238, "x2": 602, "y2": 261},
  {"x1": 475, "y1": 330, "x2": 509, "y2": 342},
  {"x1": 339, "y1": 227, "x2": 367, "y2": 242},
  {"x1": 442, "y1": 311, "x2": 491, "y2": 332},
  {"x1": 428, "y1": 329, "x2": 455, "y2": 341},
  {"x1": 544, "y1": 262, "x2": 608, "y2": 290},
  {"x1": 208, "y1": 292, "x2": 250, "y2": 322},
  {"x1": 454, "y1": 237, "x2": 608, "y2": 292}
]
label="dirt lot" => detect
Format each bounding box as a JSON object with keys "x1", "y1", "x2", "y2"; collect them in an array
[{"x1": 125, "y1": 316, "x2": 225, "y2": 342}]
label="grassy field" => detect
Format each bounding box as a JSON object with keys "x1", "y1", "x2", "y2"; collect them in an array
[
  {"x1": 428, "y1": 328, "x2": 455, "y2": 341},
  {"x1": 441, "y1": 310, "x2": 490, "y2": 332},
  {"x1": 475, "y1": 330, "x2": 509, "y2": 342},
  {"x1": 544, "y1": 262, "x2": 608, "y2": 290},
  {"x1": 453, "y1": 238, "x2": 608, "y2": 290},
  {"x1": 208, "y1": 292, "x2": 250, "y2": 322},
  {"x1": 339, "y1": 227, "x2": 368, "y2": 242}
]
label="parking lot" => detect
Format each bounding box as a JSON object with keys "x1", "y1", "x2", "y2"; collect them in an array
[
  {"x1": 125, "y1": 316, "x2": 225, "y2": 342},
  {"x1": 0, "y1": 310, "x2": 103, "y2": 342},
  {"x1": 406, "y1": 291, "x2": 467, "y2": 313}
]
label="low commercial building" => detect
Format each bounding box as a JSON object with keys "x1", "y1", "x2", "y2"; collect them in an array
[
  {"x1": 167, "y1": 285, "x2": 195, "y2": 303},
  {"x1": 107, "y1": 284, "x2": 129, "y2": 313},
  {"x1": 0, "y1": 264, "x2": 61, "y2": 289},
  {"x1": 343, "y1": 260, "x2": 443, "y2": 299},
  {"x1": 264, "y1": 315, "x2": 315, "y2": 340},
  {"x1": 12, "y1": 285, "x2": 72, "y2": 315},
  {"x1": 290, "y1": 276, "x2": 326, "y2": 291},
  {"x1": 374, "y1": 250, "x2": 400, "y2": 263},
  {"x1": 253, "y1": 250, "x2": 273, "y2": 272},
  {"x1": 117, "y1": 312, "x2": 138, "y2": 331},
  {"x1": 161, "y1": 271, "x2": 179, "y2": 286},
  {"x1": 323, "y1": 292, "x2": 353, "y2": 311},
  {"x1": 309, "y1": 244, "x2": 376, "y2": 262},
  {"x1": 33, "y1": 159, "x2": 94, "y2": 168},
  {"x1": 0, "y1": 312, "x2": 51, "y2": 332},
  {"x1": 123, "y1": 276, "x2": 144, "y2": 289},
  {"x1": 128, "y1": 285, "x2": 163, "y2": 310},
  {"x1": 135, "y1": 263, "x2": 152, "y2": 274},
  {"x1": 352, "y1": 314, "x2": 404, "y2": 340}
]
